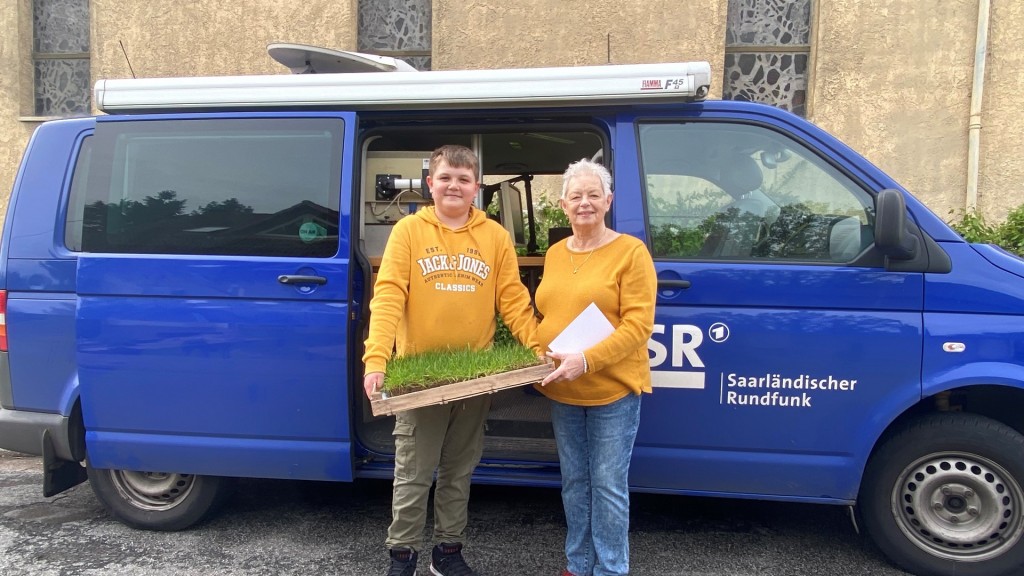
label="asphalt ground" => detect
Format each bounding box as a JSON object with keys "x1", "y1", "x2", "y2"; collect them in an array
[{"x1": 0, "y1": 449, "x2": 909, "y2": 575}]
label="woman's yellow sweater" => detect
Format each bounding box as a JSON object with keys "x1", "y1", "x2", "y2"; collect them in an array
[
  {"x1": 362, "y1": 206, "x2": 538, "y2": 375},
  {"x1": 535, "y1": 234, "x2": 657, "y2": 406}
]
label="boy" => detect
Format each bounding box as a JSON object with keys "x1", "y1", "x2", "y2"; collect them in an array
[{"x1": 363, "y1": 144, "x2": 538, "y2": 576}]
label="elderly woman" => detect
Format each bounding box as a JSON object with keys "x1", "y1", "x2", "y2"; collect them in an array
[{"x1": 535, "y1": 158, "x2": 657, "y2": 576}]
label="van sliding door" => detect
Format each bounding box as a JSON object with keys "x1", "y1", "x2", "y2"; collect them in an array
[{"x1": 73, "y1": 113, "x2": 358, "y2": 481}]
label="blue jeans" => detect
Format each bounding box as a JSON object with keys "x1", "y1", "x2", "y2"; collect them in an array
[{"x1": 551, "y1": 393, "x2": 642, "y2": 576}]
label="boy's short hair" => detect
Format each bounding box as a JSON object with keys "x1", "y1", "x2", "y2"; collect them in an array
[{"x1": 429, "y1": 144, "x2": 479, "y2": 179}]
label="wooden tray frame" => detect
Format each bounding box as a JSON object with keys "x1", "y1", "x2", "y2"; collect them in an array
[{"x1": 370, "y1": 363, "x2": 553, "y2": 416}]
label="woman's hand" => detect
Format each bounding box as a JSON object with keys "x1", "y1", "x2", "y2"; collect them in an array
[
  {"x1": 363, "y1": 372, "x2": 385, "y2": 399},
  {"x1": 541, "y1": 351, "x2": 586, "y2": 385}
]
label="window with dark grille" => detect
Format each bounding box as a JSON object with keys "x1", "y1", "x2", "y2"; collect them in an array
[
  {"x1": 358, "y1": 0, "x2": 432, "y2": 71},
  {"x1": 724, "y1": 0, "x2": 811, "y2": 117},
  {"x1": 33, "y1": 0, "x2": 91, "y2": 116}
]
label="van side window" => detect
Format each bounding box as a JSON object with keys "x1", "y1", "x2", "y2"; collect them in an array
[
  {"x1": 66, "y1": 118, "x2": 343, "y2": 257},
  {"x1": 639, "y1": 122, "x2": 874, "y2": 263},
  {"x1": 64, "y1": 135, "x2": 93, "y2": 251}
]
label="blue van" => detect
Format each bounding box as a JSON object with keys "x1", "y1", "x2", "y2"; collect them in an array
[{"x1": 2, "y1": 56, "x2": 1023, "y2": 576}]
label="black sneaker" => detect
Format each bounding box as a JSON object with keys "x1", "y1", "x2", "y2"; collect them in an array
[
  {"x1": 388, "y1": 547, "x2": 418, "y2": 576},
  {"x1": 429, "y1": 542, "x2": 477, "y2": 576}
]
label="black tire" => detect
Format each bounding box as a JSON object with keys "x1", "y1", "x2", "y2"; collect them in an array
[
  {"x1": 861, "y1": 413, "x2": 1024, "y2": 576},
  {"x1": 86, "y1": 462, "x2": 231, "y2": 531}
]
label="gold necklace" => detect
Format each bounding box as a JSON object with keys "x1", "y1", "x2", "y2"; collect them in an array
[
  {"x1": 569, "y1": 249, "x2": 595, "y2": 274},
  {"x1": 569, "y1": 234, "x2": 600, "y2": 274}
]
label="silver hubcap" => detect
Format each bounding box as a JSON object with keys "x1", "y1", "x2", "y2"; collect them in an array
[
  {"x1": 892, "y1": 451, "x2": 1024, "y2": 561},
  {"x1": 109, "y1": 470, "x2": 197, "y2": 511}
]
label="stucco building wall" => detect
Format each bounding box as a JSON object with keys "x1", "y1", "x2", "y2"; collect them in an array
[
  {"x1": 0, "y1": 0, "x2": 37, "y2": 218},
  {"x1": 90, "y1": 0, "x2": 357, "y2": 80},
  {"x1": 432, "y1": 0, "x2": 725, "y2": 81},
  {"x1": 977, "y1": 1, "x2": 1024, "y2": 221},
  {"x1": 1, "y1": 0, "x2": 1022, "y2": 224},
  {"x1": 813, "y1": 0, "x2": 1023, "y2": 222}
]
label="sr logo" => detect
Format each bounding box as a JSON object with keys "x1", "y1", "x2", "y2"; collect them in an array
[
  {"x1": 648, "y1": 323, "x2": 727, "y2": 389},
  {"x1": 648, "y1": 324, "x2": 704, "y2": 369}
]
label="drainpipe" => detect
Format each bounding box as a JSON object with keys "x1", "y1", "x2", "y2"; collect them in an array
[{"x1": 966, "y1": 0, "x2": 991, "y2": 213}]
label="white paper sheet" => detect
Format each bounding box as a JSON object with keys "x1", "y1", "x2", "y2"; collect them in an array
[{"x1": 547, "y1": 302, "x2": 615, "y2": 354}]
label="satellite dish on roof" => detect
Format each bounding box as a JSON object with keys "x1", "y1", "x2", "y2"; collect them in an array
[{"x1": 267, "y1": 43, "x2": 418, "y2": 74}]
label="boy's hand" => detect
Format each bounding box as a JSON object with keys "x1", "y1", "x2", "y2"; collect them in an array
[{"x1": 363, "y1": 372, "x2": 385, "y2": 399}]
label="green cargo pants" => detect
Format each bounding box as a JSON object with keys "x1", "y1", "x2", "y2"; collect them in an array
[{"x1": 385, "y1": 394, "x2": 491, "y2": 551}]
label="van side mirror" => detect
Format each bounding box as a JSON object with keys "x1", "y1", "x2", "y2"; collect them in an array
[{"x1": 874, "y1": 189, "x2": 919, "y2": 261}]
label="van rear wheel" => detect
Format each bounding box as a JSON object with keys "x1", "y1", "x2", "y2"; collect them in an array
[
  {"x1": 86, "y1": 462, "x2": 230, "y2": 531},
  {"x1": 861, "y1": 413, "x2": 1024, "y2": 576}
]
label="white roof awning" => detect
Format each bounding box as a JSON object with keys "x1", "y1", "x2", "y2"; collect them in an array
[{"x1": 94, "y1": 61, "x2": 711, "y2": 113}]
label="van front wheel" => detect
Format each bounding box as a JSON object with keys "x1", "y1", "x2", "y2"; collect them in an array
[
  {"x1": 861, "y1": 413, "x2": 1024, "y2": 576},
  {"x1": 86, "y1": 462, "x2": 230, "y2": 531}
]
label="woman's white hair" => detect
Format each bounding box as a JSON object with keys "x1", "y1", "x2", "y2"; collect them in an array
[{"x1": 560, "y1": 158, "x2": 612, "y2": 199}]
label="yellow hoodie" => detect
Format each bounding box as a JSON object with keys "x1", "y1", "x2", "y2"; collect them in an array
[{"x1": 362, "y1": 206, "x2": 539, "y2": 375}]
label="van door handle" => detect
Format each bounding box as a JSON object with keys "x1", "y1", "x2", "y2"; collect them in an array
[
  {"x1": 658, "y1": 279, "x2": 691, "y2": 289},
  {"x1": 278, "y1": 275, "x2": 328, "y2": 285}
]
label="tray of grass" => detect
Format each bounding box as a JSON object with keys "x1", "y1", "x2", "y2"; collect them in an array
[{"x1": 369, "y1": 345, "x2": 553, "y2": 416}]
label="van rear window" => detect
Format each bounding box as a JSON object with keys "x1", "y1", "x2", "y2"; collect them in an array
[{"x1": 66, "y1": 117, "x2": 343, "y2": 258}]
